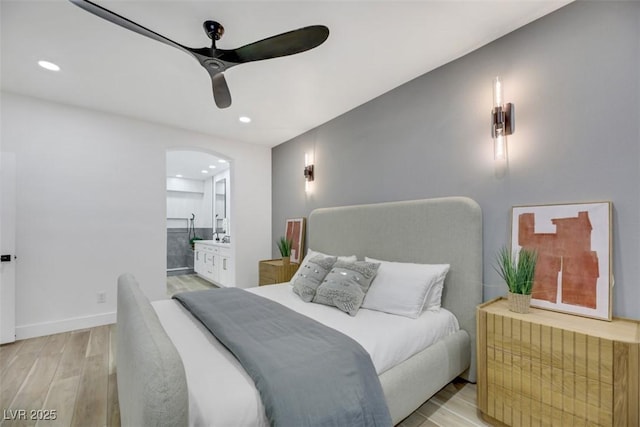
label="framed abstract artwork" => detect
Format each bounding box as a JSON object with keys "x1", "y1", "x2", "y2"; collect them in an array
[
  {"x1": 285, "y1": 218, "x2": 306, "y2": 264},
  {"x1": 511, "y1": 202, "x2": 613, "y2": 320}
]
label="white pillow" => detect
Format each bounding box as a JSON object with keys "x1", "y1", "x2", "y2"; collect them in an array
[
  {"x1": 289, "y1": 249, "x2": 357, "y2": 283},
  {"x1": 423, "y1": 272, "x2": 448, "y2": 311},
  {"x1": 361, "y1": 257, "x2": 450, "y2": 319}
]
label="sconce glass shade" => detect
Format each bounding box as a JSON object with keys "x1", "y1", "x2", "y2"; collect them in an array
[
  {"x1": 494, "y1": 131, "x2": 507, "y2": 161},
  {"x1": 493, "y1": 76, "x2": 503, "y2": 108},
  {"x1": 491, "y1": 76, "x2": 513, "y2": 163}
]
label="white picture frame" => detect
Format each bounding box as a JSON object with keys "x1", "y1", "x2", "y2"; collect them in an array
[{"x1": 511, "y1": 201, "x2": 613, "y2": 320}]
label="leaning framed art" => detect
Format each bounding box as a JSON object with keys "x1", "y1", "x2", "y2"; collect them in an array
[
  {"x1": 285, "y1": 218, "x2": 306, "y2": 264},
  {"x1": 511, "y1": 201, "x2": 613, "y2": 320}
]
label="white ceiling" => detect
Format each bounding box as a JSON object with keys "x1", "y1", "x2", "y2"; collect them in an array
[
  {"x1": 1, "y1": 0, "x2": 571, "y2": 147},
  {"x1": 166, "y1": 150, "x2": 229, "y2": 180}
]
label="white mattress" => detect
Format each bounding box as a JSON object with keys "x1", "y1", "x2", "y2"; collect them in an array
[{"x1": 152, "y1": 284, "x2": 459, "y2": 427}]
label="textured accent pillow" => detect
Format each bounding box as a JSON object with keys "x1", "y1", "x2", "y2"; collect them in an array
[
  {"x1": 291, "y1": 255, "x2": 337, "y2": 302},
  {"x1": 313, "y1": 261, "x2": 380, "y2": 316},
  {"x1": 362, "y1": 257, "x2": 450, "y2": 318},
  {"x1": 289, "y1": 249, "x2": 357, "y2": 284}
]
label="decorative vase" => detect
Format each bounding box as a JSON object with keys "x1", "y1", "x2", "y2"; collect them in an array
[
  {"x1": 508, "y1": 292, "x2": 531, "y2": 314},
  {"x1": 282, "y1": 257, "x2": 290, "y2": 266}
]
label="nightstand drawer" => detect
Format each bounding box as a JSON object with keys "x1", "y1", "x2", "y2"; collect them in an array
[{"x1": 259, "y1": 268, "x2": 278, "y2": 285}]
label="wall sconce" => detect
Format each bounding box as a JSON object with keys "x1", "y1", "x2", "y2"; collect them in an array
[
  {"x1": 304, "y1": 152, "x2": 314, "y2": 193},
  {"x1": 491, "y1": 76, "x2": 514, "y2": 161}
]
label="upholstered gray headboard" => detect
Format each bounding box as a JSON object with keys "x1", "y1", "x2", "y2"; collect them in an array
[
  {"x1": 117, "y1": 274, "x2": 188, "y2": 427},
  {"x1": 308, "y1": 197, "x2": 483, "y2": 381}
]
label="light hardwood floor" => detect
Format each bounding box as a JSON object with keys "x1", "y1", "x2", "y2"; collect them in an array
[
  {"x1": 1, "y1": 275, "x2": 490, "y2": 427},
  {"x1": 167, "y1": 273, "x2": 217, "y2": 297},
  {"x1": 0, "y1": 325, "x2": 118, "y2": 427}
]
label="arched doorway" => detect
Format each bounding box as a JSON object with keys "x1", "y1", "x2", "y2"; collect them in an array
[{"x1": 165, "y1": 149, "x2": 231, "y2": 295}]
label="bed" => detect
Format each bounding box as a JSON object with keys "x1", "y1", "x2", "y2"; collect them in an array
[{"x1": 116, "y1": 196, "x2": 483, "y2": 426}]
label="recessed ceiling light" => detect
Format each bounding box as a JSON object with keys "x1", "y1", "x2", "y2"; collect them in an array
[
  {"x1": 176, "y1": 174, "x2": 183, "y2": 178},
  {"x1": 209, "y1": 165, "x2": 216, "y2": 169},
  {"x1": 239, "y1": 116, "x2": 251, "y2": 124},
  {"x1": 201, "y1": 170, "x2": 209, "y2": 174},
  {"x1": 219, "y1": 159, "x2": 227, "y2": 164},
  {"x1": 38, "y1": 60, "x2": 60, "y2": 71}
]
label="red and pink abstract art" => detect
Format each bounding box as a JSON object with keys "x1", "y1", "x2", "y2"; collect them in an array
[{"x1": 511, "y1": 202, "x2": 612, "y2": 320}]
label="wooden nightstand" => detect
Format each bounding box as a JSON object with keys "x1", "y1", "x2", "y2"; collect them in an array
[
  {"x1": 477, "y1": 297, "x2": 640, "y2": 427},
  {"x1": 258, "y1": 259, "x2": 299, "y2": 286}
]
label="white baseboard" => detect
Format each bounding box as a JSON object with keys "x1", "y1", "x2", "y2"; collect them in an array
[{"x1": 15, "y1": 311, "x2": 117, "y2": 340}]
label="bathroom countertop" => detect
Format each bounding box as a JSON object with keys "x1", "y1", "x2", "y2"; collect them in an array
[{"x1": 195, "y1": 240, "x2": 231, "y2": 248}]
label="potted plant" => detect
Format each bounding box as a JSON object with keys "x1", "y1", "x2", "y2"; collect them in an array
[
  {"x1": 189, "y1": 236, "x2": 203, "y2": 250},
  {"x1": 495, "y1": 247, "x2": 538, "y2": 313},
  {"x1": 276, "y1": 237, "x2": 293, "y2": 265}
]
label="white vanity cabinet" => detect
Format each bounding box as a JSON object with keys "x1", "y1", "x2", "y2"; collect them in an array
[
  {"x1": 194, "y1": 241, "x2": 233, "y2": 287},
  {"x1": 218, "y1": 254, "x2": 232, "y2": 286},
  {"x1": 194, "y1": 247, "x2": 207, "y2": 275}
]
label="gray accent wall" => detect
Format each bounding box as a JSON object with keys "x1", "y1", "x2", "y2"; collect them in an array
[{"x1": 272, "y1": 2, "x2": 640, "y2": 318}]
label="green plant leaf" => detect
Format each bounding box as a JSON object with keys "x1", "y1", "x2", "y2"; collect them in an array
[
  {"x1": 276, "y1": 236, "x2": 293, "y2": 257},
  {"x1": 494, "y1": 246, "x2": 538, "y2": 295}
]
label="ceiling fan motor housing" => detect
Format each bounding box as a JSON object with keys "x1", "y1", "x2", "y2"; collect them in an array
[{"x1": 204, "y1": 21, "x2": 224, "y2": 41}]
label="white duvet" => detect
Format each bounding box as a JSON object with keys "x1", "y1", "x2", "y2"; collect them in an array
[{"x1": 152, "y1": 283, "x2": 459, "y2": 427}]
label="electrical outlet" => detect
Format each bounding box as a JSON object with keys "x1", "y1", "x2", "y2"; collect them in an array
[{"x1": 97, "y1": 291, "x2": 106, "y2": 304}]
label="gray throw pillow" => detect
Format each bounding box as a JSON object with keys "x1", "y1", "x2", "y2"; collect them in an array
[
  {"x1": 292, "y1": 255, "x2": 337, "y2": 302},
  {"x1": 313, "y1": 261, "x2": 380, "y2": 316}
]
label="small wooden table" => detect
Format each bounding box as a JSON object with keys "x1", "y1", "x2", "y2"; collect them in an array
[{"x1": 258, "y1": 258, "x2": 299, "y2": 286}]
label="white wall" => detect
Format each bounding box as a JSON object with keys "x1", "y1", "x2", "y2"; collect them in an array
[
  {"x1": 166, "y1": 177, "x2": 205, "y2": 193},
  {"x1": 0, "y1": 92, "x2": 271, "y2": 339},
  {"x1": 166, "y1": 177, "x2": 213, "y2": 229}
]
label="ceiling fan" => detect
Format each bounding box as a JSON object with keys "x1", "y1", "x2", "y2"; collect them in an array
[{"x1": 68, "y1": 0, "x2": 329, "y2": 109}]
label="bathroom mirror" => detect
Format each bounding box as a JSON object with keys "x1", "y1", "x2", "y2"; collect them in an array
[{"x1": 215, "y1": 178, "x2": 226, "y2": 233}]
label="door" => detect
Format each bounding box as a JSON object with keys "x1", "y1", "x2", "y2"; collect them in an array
[{"x1": 0, "y1": 152, "x2": 16, "y2": 344}]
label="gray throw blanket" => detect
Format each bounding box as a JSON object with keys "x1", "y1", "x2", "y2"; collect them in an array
[{"x1": 173, "y1": 288, "x2": 392, "y2": 427}]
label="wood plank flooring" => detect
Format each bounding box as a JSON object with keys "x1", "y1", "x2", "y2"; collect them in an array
[
  {"x1": 398, "y1": 381, "x2": 492, "y2": 427},
  {"x1": 166, "y1": 273, "x2": 217, "y2": 297},
  {"x1": 0, "y1": 325, "x2": 118, "y2": 427},
  {"x1": 0, "y1": 275, "x2": 491, "y2": 427}
]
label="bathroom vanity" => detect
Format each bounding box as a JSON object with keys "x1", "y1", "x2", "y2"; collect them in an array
[{"x1": 194, "y1": 241, "x2": 233, "y2": 287}]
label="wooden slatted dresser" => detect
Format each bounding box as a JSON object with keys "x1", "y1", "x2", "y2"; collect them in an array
[{"x1": 477, "y1": 297, "x2": 639, "y2": 427}]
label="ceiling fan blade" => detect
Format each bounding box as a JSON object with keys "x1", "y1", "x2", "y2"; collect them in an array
[
  {"x1": 69, "y1": 2, "x2": 328, "y2": 109},
  {"x1": 211, "y1": 73, "x2": 232, "y2": 109},
  {"x1": 218, "y1": 25, "x2": 329, "y2": 64},
  {"x1": 68, "y1": 0, "x2": 194, "y2": 58}
]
